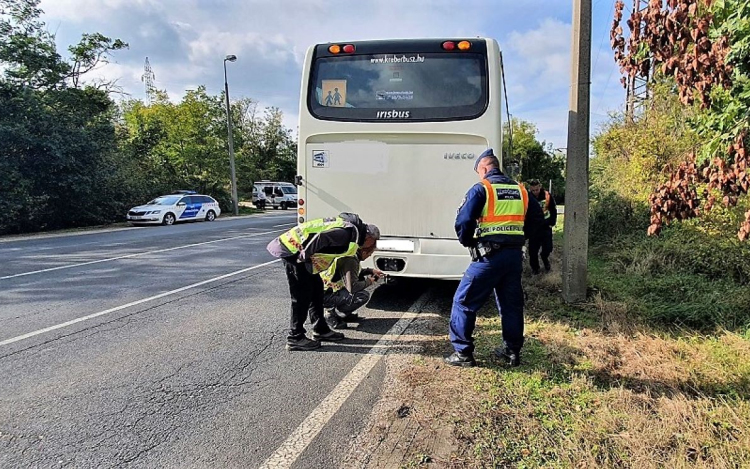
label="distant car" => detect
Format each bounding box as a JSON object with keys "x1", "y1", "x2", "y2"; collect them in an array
[
  {"x1": 126, "y1": 194, "x2": 221, "y2": 225},
  {"x1": 251, "y1": 181, "x2": 298, "y2": 210}
]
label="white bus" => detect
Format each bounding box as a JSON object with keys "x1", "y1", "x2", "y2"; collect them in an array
[{"x1": 296, "y1": 38, "x2": 504, "y2": 279}]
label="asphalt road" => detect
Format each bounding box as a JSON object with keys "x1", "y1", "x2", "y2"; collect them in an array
[{"x1": 0, "y1": 213, "x2": 433, "y2": 468}]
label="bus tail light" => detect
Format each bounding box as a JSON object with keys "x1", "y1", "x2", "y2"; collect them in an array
[
  {"x1": 328, "y1": 44, "x2": 341, "y2": 54},
  {"x1": 298, "y1": 208, "x2": 305, "y2": 215},
  {"x1": 299, "y1": 217, "x2": 305, "y2": 223},
  {"x1": 457, "y1": 40, "x2": 471, "y2": 51},
  {"x1": 342, "y1": 44, "x2": 355, "y2": 53},
  {"x1": 298, "y1": 198, "x2": 304, "y2": 206},
  {"x1": 442, "y1": 41, "x2": 455, "y2": 51}
]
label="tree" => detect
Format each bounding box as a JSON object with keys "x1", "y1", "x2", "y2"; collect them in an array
[
  {"x1": 121, "y1": 89, "x2": 298, "y2": 212},
  {"x1": 0, "y1": 0, "x2": 133, "y2": 233},
  {"x1": 611, "y1": 0, "x2": 750, "y2": 239},
  {"x1": 502, "y1": 118, "x2": 566, "y2": 201}
]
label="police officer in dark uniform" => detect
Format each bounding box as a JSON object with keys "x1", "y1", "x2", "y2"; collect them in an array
[
  {"x1": 445, "y1": 148, "x2": 544, "y2": 367},
  {"x1": 527, "y1": 179, "x2": 558, "y2": 274}
]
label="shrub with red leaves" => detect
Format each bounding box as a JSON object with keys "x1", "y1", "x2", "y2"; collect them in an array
[{"x1": 611, "y1": 0, "x2": 749, "y2": 240}]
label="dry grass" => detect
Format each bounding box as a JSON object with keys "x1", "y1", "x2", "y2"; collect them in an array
[
  {"x1": 394, "y1": 314, "x2": 750, "y2": 468},
  {"x1": 357, "y1": 239, "x2": 750, "y2": 469}
]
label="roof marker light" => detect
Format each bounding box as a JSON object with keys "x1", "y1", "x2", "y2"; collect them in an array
[
  {"x1": 328, "y1": 44, "x2": 341, "y2": 54},
  {"x1": 442, "y1": 41, "x2": 456, "y2": 51},
  {"x1": 342, "y1": 44, "x2": 355, "y2": 53},
  {"x1": 457, "y1": 40, "x2": 471, "y2": 51}
]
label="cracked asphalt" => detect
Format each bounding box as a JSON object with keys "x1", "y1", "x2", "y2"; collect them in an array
[{"x1": 0, "y1": 213, "x2": 433, "y2": 468}]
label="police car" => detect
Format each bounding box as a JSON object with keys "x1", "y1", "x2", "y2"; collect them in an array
[{"x1": 126, "y1": 191, "x2": 221, "y2": 225}]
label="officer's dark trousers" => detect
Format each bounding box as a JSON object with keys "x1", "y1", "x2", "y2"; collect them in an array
[
  {"x1": 449, "y1": 247, "x2": 524, "y2": 356},
  {"x1": 283, "y1": 259, "x2": 331, "y2": 340},
  {"x1": 324, "y1": 289, "x2": 370, "y2": 315},
  {"x1": 529, "y1": 226, "x2": 553, "y2": 272}
]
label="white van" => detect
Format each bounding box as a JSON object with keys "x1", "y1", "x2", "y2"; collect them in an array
[{"x1": 252, "y1": 181, "x2": 298, "y2": 210}]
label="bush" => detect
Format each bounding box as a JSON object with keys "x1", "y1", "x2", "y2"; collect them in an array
[
  {"x1": 591, "y1": 209, "x2": 750, "y2": 330},
  {"x1": 589, "y1": 192, "x2": 650, "y2": 243}
]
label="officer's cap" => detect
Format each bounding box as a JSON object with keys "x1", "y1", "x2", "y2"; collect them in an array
[{"x1": 474, "y1": 148, "x2": 496, "y2": 171}]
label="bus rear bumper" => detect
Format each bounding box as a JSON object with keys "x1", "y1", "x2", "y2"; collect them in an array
[{"x1": 365, "y1": 238, "x2": 471, "y2": 280}]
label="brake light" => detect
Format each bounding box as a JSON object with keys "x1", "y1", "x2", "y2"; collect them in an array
[
  {"x1": 328, "y1": 44, "x2": 341, "y2": 54},
  {"x1": 457, "y1": 40, "x2": 471, "y2": 51},
  {"x1": 342, "y1": 44, "x2": 355, "y2": 53},
  {"x1": 298, "y1": 198, "x2": 304, "y2": 206},
  {"x1": 442, "y1": 41, "x2": 455, "y2": 51}
]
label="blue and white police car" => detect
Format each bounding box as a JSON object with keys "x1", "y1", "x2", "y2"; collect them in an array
[{"x1": 126, "y1": 191, "x2": 221, "y2": 225}]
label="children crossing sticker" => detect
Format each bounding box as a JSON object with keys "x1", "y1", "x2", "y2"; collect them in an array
[{"x1": 321, "y1": 80, "x2": 346, "y2": 107}]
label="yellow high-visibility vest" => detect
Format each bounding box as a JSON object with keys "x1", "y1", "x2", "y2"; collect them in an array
[
  {"x1": 279, "y1": 218, "x2": 359, "y2": 273},
  {"x1": 320, "y1": 256, "x2": 361, "y2": 292},
  {"x1": 476, "y1": 179, "x2": 529, "y2": 238}
]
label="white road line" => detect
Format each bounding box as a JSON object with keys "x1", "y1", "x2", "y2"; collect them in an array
[
  {"x1": 0, "y1": 259, "x2": 281, "y2": 347},
  {"x1": 272, "y1": 223, "x2": 296, "y2": 228},
  {"x1": 1, "y1": 230, "x2": 283, "y2": 280},
  {"x1": 258, "y1": 290, "x2": 433, "y2": 469}
]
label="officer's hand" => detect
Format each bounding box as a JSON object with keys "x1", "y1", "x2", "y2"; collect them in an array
[{"x1": 372, "y1": 268, "x2": 384, "y2": 280}]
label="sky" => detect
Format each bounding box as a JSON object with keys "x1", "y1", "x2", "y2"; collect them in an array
[{"x1": 38, "y1": 0, "x2": 626, "y2": 148}]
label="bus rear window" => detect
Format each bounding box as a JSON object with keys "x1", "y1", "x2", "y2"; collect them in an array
[{"x1": 308, "y1": 53, "x2": 488, "y2": 122}]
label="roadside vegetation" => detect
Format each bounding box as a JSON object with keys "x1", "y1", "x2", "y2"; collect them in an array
[
  {"x1": 366, "y1": 232, "x2": 750, "y2": 468},
  {"x1": 0, "y1": 0, "x2": 295, "y2": 235}
]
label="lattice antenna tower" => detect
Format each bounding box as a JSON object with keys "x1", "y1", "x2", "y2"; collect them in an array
[
  {"x1": 142, "y1": 57, "x2": 156, "y2": 103},
  {"x1": 625, "y1": 0, "x2": 651, "y2": 121}
]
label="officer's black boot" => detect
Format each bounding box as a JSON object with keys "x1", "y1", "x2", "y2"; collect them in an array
[
  {"x1": 494, "y1": 347, "x2": 521, "y2": 367},
  {"x1": 543, "y1": 258, "x2": 551, "y2": 272},
  {"x1": 444, "y1": 352, "x2": 476, "y2": 367}
]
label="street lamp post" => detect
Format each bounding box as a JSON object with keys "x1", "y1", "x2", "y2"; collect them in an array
[{"x1": 223, "y1": 54, "x2": 239, "y2": 216}]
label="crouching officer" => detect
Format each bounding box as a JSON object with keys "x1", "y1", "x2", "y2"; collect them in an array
[
  {"x1": 445, "y1": 149, "x2": 544, "y2": 367},
  {"x1": 320, "y1": 240, "x2": 384, "y2": 329},
  {"x1": 266, "y1": 213, "x2": 379, "y2": 351}
]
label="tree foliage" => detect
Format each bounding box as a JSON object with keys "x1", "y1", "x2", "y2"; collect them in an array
[
  {"x1": 611, "y1": 0, "x2": 750, "y2": 239},
  {"x1": 0, "y1": 0, "x2": 297, "y2": 234},
  {"x1": 503, "y1": 118, "x2": 566, "y2": 201}
]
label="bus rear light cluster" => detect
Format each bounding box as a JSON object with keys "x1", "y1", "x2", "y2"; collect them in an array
[
  {"x1": 442, "y1": 40, "x2": 471, "y2": 51},
  {"x1": 328, "y1": 44, "x2": 356, "y2": 54},
  {"x1": 298, "y1": 198, "x2": 304, "y2": 206}
]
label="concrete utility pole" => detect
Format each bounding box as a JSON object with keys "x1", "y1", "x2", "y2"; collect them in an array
[{"x1": 562, "y1": 0, "x2": 591, "y2": 303}]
